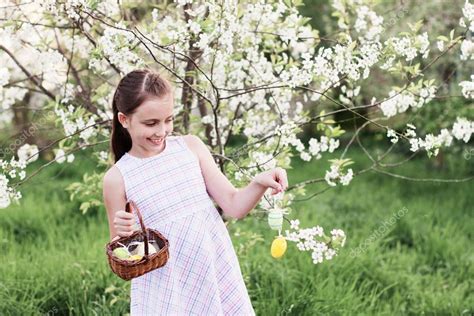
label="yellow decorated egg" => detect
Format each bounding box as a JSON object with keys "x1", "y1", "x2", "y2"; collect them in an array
[
  {"x1": 268, "y1": 210, "x2": 283, "y2": 231},
  {"x1": 271, "y1": 236, "x2": 287, "y2": 259},
  {"x1": 127, "y1": 254, "x2": 143, "y2": 261},
  {"x1": 112, "y1": 247, "x2": 130, "y2": 260}
]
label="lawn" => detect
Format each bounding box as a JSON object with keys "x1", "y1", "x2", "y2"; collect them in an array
[{"x1": 0, "y1": 145, "x2": 472, "y2": 315}]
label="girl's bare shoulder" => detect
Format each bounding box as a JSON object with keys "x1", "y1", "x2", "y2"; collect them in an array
[
  {"x1": 103, "y1": 165, "x2": 125, "y2": 192},
  {"x1": 182, "y1": 134, "x2": 204, "y2": 158}
]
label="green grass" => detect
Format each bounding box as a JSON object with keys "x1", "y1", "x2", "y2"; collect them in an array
[{"x1": 0, "y1": 147, "x2": 472, "y2": 315}]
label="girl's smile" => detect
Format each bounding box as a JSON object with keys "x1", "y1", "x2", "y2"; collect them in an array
[{"x1": 147, "y1": 137, "x2": 164, "y2": 146}]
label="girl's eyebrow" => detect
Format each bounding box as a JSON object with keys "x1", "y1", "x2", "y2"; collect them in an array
[{"x1": 142, "y1": 115, "x2": 174, "y2": 122}]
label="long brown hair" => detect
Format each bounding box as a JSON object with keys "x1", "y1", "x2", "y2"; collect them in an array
[{"x1": 111, "y1": 69, "x2": 172, "y2": 162}]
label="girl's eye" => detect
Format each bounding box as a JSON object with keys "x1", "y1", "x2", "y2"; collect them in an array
[{"x1": 144, "y1": 119, "x2": 173, "y2": 126}]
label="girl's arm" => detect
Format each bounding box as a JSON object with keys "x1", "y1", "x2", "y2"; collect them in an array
[
  {"x1": 231, "y1": 167, "x2": 288, "y2": 218},
  {"x1": 184, "y1": 135, "x2": 288, "y2": 219},
  {"x1": 102, "y1": 166, "x2": 135, "y2": 240}
]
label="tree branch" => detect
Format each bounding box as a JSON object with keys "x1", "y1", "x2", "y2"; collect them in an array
[{"x1": 0, "y1": 45, "x2": 56, "y2": 100}]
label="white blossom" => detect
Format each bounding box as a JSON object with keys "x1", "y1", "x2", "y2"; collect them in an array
[
  {"x1": 387, "y1": 129, "x2": 399, "y2": 143},
  {"x1": 325, "y1": 248, "x2": 336, "y2": 260},
  {"x1": 459, "y1": 75, "x2": 474, "y2": 98},
  {"x1": 55, "y1": 149, "x2": 66, "y2": 164},
  {"x1": 97, "y1": 23, "x2": 144, "y2": 74},
  {"x1": 300, "y1": 151, "x2": 311, "y2": 161},
  {"x1": 380, "y1": 83, "x2": 436, "y2": 118},
  {"x1": 194, "y1": 33, "x2": 210, "y2": 49},
  {"x1": 290, "y1": 219, "x2": 300, "y2": 230},
  {"x1": 452, "y1": 117, "x2": 473, "y2": 142},
  {"x1": 98, "y1": 151, "x2": 109, "y2": 163},
  {"x1": 460, "y1": 39, "x2": 474, "y2": 60},
  {"x1": 461, "y1": 0, "x2": 474, "y2": 31},
  {"x1": 17, "y1": 144, "x2": 39, "y2": 164},
  {"x1": 339, "y1": 169, "x2": 353, "y2": 186},
  {"x1": 324, "y1": 164, "x2": 353, "y2": 187},
  {"x1": 0, "y1": 68, "x2": 10, "y2": 86},
  {"x1": 354, "y1": 5, "x2": 384, "y2": 41},
  {"x1": 0, "y1": 174, "x2": 11, "y2": 208},
  {"x1": 187, "y1": 20, "x2": 201, "y2": 35},
  {"x1": 437, "y1": 40, "x2": 445, "y2": 52},
  {"x1": 324, "y1": 165, "x2": 339, "y2": 187},
  {"x1": 67, "y1": 154, "x2": 75, "y2": 163},
  {"x1": 308, "y1": 136, "x2": 340, "y2": 160},
  {"x1": 285, "y1": 218, "x2": 345, "y2": 264},
  {"x1": 407, "y1": 118, "x2": 472, "y2": 155}
]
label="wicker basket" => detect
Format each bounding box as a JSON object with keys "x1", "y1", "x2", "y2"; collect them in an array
[{"x1": 105, "y1": 200, "x2": 169, "y2": 281}]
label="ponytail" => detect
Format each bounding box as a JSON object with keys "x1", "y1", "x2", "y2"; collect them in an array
[{"x1": 111, "y1": 96, "x2": 132, "y2": 163}]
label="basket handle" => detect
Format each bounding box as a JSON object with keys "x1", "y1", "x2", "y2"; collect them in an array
[{"x1": 125, "y1": 200, "x2": 150, "y2": 257}]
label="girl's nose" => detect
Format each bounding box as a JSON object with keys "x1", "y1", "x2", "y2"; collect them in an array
[{"x1": 154, "y1": 124, "x2": 166, "y2": 136}]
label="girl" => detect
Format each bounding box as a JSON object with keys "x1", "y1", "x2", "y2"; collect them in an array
[{"x1": 102, "y1": 69, "x2": 288, "y2": 315}]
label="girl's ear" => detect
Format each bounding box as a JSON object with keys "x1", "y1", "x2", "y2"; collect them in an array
[{"x1": 117, "y1": 112, "x2": 129, "y2": 128}]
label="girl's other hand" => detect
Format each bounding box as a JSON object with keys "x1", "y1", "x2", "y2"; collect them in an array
[
  {"x1": 113, "y1": 210, "x2": 136, "y2": 237},
  {"x1": 253, "y1": 167, "x2": 288, "y2": 195}
]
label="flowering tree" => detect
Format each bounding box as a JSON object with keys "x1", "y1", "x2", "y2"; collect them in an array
[{"x1": 0, "y1": 0, "x2": 473, "y2": 264}]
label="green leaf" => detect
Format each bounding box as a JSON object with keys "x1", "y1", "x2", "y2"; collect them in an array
[
  {"x1": 347, "y1": 41, "x2": 357, "y2": 51},
  {"x1": 105, "y1": 285, "x2": 117, "y2": 294},
  {"x1": 408, "y1": 20, "x2": 423, "y2": 33},
  {"x1": 300, "y1": 17, "x2": 311, "y2": 25},
  {"x1": 87, "y1": 0, "x2": 100, "y2": 10},
  {"x1": 80, "y1": 202, "x2": 90, "y2": 214},
  {"x1": 331, "y1": 126, "x2": 345, "y2": 137},
  {"x1": 437, "y1": 35, "x2": 449, "y2": 42},
  {"x1": 110, "y1": 297, "x2": 118, "y2": 306},
  {"x1": 294, "y1": 0, "x2": 304, "y2": 7},
  {"x1": 341, "y1": 160, "x2": 354, "y2": 167},
  {"x1": 328, "y1": 158, "x2": 353, "y2": 168},
  {"x1": 161, "y1": 36, "x2": 172, "y2": 46}
]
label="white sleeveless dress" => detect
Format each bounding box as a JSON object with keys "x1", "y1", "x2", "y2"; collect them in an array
[{"x1": 115, "y1": 135, "x2": 255, "y2": 315}]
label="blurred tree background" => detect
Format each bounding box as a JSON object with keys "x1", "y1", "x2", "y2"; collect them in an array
[{"x1": 296, "y1": 0, "x2": 472, "y2": 169}]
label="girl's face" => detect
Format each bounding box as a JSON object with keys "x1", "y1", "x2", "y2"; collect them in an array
[{"x1": 118, "y1": 94, "x2": 174, "y2": 153}]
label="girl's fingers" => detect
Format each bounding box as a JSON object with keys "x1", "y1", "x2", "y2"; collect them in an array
[
  {"x1": 282, "y1": 170, "x2": 288, "y2": 188},
  {"x1": 116, "y1": 210, "x2": 134, "y2": 220},
  {"x1": 117, "y1": 231, "x2": 134, "y2": 237},
  {"x1": 114, "y1": 223, "x2": 135, "y2": 231},
  {"x1": 115, "y1": 223, "x2": 134, "y2": 230},
  {"x1": 114, "y1": 217, "x2": 135, "y2": 226},
  {"x1": 272, "y1": 180, "x2": 282, "y2": 190},
  {"x1": 275, "y1": 168, "x2": 288, "y2": 190},
  {"x1": 116, "y1": 224, "x2": 135, "y2": 231}
]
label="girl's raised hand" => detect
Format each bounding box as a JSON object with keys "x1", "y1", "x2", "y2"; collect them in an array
[
  {"x1": 253, "y1": 167, "x2": 288, "y2": 195},
  {"x1": 113, "y1": 210, "x2": 136, "y2": 237}
]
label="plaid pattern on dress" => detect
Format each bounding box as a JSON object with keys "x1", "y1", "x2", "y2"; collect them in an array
[{"x1": 115, "y1": 136, "x2": 255, "y2": 316}]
